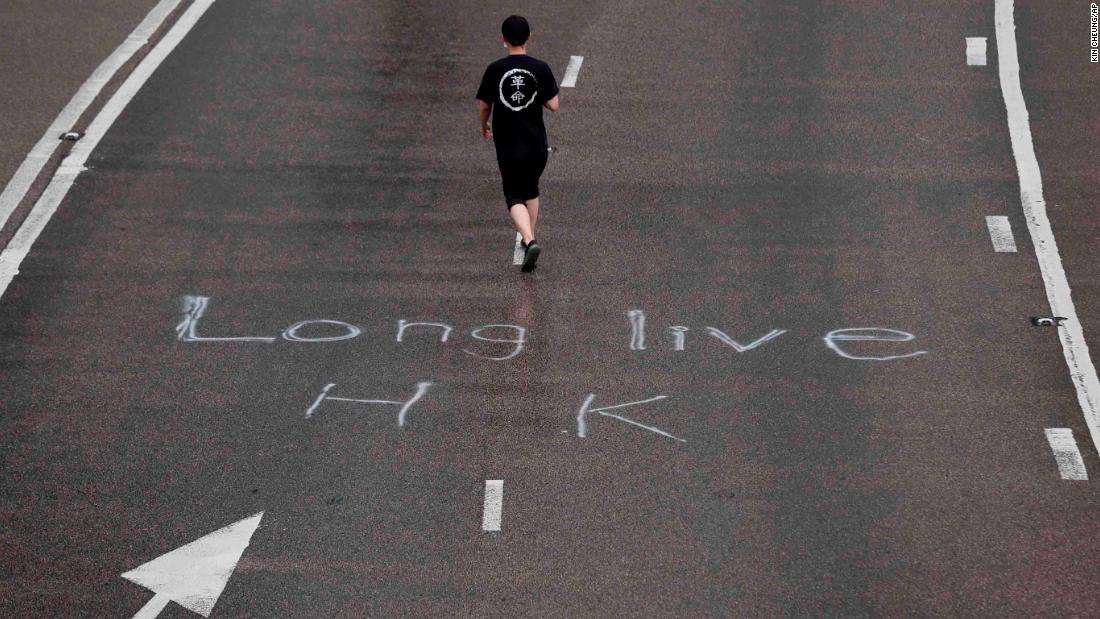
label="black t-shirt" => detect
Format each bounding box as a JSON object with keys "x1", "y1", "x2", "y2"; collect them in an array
[{"x1": 476, "y1": 54, "x2": 559, "y2": 156}]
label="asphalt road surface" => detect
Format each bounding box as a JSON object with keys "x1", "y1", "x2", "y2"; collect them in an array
[
  {"x1": 2, "y1": 0, "x2": 1099, "y2": 616},
  {"x1": 0, "y1": 0, "x2": 158, "y2": 191}
]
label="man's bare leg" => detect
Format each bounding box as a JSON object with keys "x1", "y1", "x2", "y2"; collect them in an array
[
  {"x1": 509, "y1": 204, "x2": 535, "y2": 245},
  {"x1": 526, "y1": 197, "x2": 539, "y2": 237}
]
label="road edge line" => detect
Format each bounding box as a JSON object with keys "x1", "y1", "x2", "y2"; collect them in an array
[
  {"x1": 995, "y1": 0, "x2": 1100, "y2": 457},
  {"x1": 0, "y1": 0, "x2": 184, "y2": 235},
  {"x1": 0, "y1": 0, "x2": 217, "y2": 301}
]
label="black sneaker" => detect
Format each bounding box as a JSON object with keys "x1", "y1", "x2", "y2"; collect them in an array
[{"x1": 521, "y1": 241, "x2": 541, "y2": 272}]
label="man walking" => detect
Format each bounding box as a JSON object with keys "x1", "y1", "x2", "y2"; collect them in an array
[{"x1": 476, "y1": 15, "x2": 560, "y2": 272}]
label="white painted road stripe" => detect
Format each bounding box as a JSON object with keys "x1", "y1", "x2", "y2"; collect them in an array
[
  {"x1": 986, "y1": 215, "x2": 1018, "y2": 252},
  {"x1": 561, "y1": 55, "x2": 584, "y2": 88},
  {"x1": 512, "y1": 232, "x2": 524, "y2": 265},
  {"x1": 0, "y1": 0, "x2": 217, "y2": 301},
  {"x1": 997, "y1": 0, "x2": 1100, "y2": 458},
  {"x1": 482, "y1": 480, "x2": 503, "y2": 531},
  {"x1": 0, "y1": 0, "x2": 183, "y2": 237},
  {"x1": 122, "y1": 512, "x2": 264, "y2": 617},
  {"x1": 1045, "y1": 428, "x2": 1088, "y2": 480},
  {"x1": 966, "y1": 37, "x2": 988, "y2": 66}
]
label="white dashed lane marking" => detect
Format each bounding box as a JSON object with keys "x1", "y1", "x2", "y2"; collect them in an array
[
  {"x1": 512, "y1": 232, "x2": 524, "y2": 265},
  {"x1": 561, "y1": 55, "x2": 584, "y2": 88},
  {"x1": 1045, "y1": 428, "x2": 1088, "y2": 480},
  {"x1": 967, "y1": 37, "x2": 988, "y2": 66},
  {"x1": 986, "y1": 215, "x2": 1018, "y2": 252},
  {"x1": 482, "y1": 480, "x2": 504, "y2": 531}
]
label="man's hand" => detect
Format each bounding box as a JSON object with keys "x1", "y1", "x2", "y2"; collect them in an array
[{"x1": 477, "y1": 100, "x2": 493, "y2": 142}]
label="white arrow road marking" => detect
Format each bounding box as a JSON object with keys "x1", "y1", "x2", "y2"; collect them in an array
[
  {"x1": 122, "y1": 512, "x2": 264, "y2": 618},
  {"x1": 482, "y1": 480, "x2": 504, "y2": 532},
  {"x1": 131, "y1": 592, "x2": 173, "y2": 619}
]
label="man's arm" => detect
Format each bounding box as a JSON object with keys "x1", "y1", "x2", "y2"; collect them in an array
[
  {"x1": 477, "y1": 100, "x2": 492, "y2": 140},
  {"x1": 543, "y1": 95, "x2": 559, "y2": 113}
]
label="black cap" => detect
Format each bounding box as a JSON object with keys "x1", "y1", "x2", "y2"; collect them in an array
[{"x1": 502, "y1": 15, "x2": 530, "y2": 46}]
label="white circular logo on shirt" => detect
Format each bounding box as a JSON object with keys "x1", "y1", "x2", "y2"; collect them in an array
[{"x1": 498, "y1": 68, "x2": 538, "y2": 111}]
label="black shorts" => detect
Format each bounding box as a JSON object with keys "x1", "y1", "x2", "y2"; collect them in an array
[{"x1": 497, "y1": 148, "x2": 548, "y2": 209}]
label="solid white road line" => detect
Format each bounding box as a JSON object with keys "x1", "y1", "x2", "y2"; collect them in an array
[
  {"x1": 996, "y1": 0, "x2": 1100, "y2": 458},
  {"x1": 0, "y1": 0, "x2": 217, "y2": 301},
  {"x1": 561, "y1": 56, "x2": 584, "y2": 88},
  {"x1": 986, "y1": 215, "x2": 1018, "y2": 252},
  {"x1": 966, "y1": 37, "x2": 988, "y2": 66},
  {"x1": 482, "y1": 480, "x2": 504, "y2": 532},
  {"x1": 1044, "y1": 428, "x2": 1088, "y2": 480},
  {"x1": 512, "y1": 232, "x2": 524, "y2": 265},
  {"x1": 0, "y1": 0, "x2": 183, "y2": 236}
]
